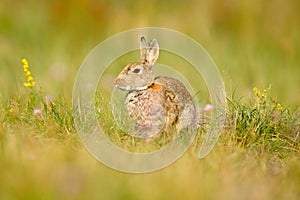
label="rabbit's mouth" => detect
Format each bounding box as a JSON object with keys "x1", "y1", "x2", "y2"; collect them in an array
[
  {"x1": 115, "y1": 84, "x2": 148, "y2": 91},
  {"x1": 114, "y1": 84, "x2": 130, "y2": 91}
]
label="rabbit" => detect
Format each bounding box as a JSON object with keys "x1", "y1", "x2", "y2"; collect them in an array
[{"x1": 114, "y1": 36, "x2": 198, "y2": 138}]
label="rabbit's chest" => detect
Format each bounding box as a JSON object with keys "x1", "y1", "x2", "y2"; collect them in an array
[
  {"x1": 124, "y1": 84, "x2": 180, "y2": 127},
  {"x1": 125, "y1": 86, "x2": 165, "y2": 116}
]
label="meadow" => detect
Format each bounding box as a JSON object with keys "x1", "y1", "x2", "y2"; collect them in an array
[{"x1": 1, "y1": 1, "x2": 300, "y2": 199}]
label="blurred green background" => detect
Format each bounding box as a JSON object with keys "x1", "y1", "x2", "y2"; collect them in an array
[
  {"x1": 1, "y1": 1, "x2": 300, "y2": 199},
  {"x1": 1, "y1": 0, "x2": 299, "y2": 106}
]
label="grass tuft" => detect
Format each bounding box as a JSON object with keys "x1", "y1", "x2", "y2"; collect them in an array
[{"x1": 226, "y1": 87, "x2": 299, "y2": 158}]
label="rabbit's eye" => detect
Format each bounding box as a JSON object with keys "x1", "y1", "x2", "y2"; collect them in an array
[{"x1": 132, "y1": 68, "x2": 141, "y2": 73}]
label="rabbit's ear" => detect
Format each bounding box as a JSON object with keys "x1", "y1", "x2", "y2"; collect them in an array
[
  {"x1": 146, "y1": 39, "x2": 159, "y2": 65},
  {"x1": 140, "y1": 36, "x2": 147, "y2": 61}
]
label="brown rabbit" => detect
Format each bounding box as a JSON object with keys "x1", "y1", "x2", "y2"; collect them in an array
[{"x1": 115, "y1": 36, "x2": 197, "y2": 138}]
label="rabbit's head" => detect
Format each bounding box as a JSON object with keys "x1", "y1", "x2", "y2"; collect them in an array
[{"x1": 115, "y1": 36, "x2": 159, "y2": 91}]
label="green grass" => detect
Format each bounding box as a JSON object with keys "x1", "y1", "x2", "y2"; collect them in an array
[
  {"x1": 227, "y1": 87, "x2": 299, "y2": 157},
  {"x1": 1, "y1": 74, "x2": 299, "y2": 199},
  {"x1": 1, "y1": 0, "x2": 300, "y2": 199}
]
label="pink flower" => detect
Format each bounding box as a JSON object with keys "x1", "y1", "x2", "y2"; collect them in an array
[
  {"x1": 204, "y1": 104, "x2": 213, "y2": 112},
  {"x1": 33, "y1": 109, "x2": 42, "y2": 115}
]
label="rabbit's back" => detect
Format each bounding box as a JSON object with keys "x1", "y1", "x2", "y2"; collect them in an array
[
  {"x1": 154, "y1": 76, "x2": 193, "y2": 108},
  {"x1": 154, "y1": 76, "x2": 197, "y2": 131}
]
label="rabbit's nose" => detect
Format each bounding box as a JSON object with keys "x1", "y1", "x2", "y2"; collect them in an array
[
  {"x1": 114, "y1": 77, "x2": 120, "y2": 84},
  {"x1": 114, "y1": 78, "x2": 123, "y2": 88},
  {"x1": 114, "y1": 78, "x2": 118, "y2": 85}
]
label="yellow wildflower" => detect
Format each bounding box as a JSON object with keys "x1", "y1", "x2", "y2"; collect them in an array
[
  {"x1": 276, "y1": 103, "x2": 283, "y2": 111},
  {"x1": 27, "y1": 76, "x2": 33, "y2": 82},
  {"x1": 22, "y1": 58, "x2": 28, "y2": 65},
  {"x1": 9, "y1": 108, "x2": 14, "y2": 113},
  {"x1": 261, "y1": 89, "x2": 267, "y2": 98},
  {"x1": 49, "y1": 102, "x2": 55, "y2": 110},
  {"x1": 22, "y1": 58, "x2": 35, "y2": 88},
  {"x1": 253, "y1": 87, "x2": 260, "y2": 97}
]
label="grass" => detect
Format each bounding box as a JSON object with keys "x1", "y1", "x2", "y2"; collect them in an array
[
  {"x1": 1, "y1": 0, "x2": 300, "y2": 199},
  {"x1": 227, "y1": 87, "x2": 299, "y2": 157},
  {"x1": 1, "y1": 62, "x2": 299, "y2": 199}
]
